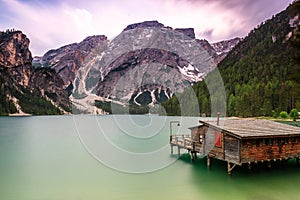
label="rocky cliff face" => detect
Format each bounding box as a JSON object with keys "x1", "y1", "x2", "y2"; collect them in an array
[
  {"x1": 211, "y1": 37, "x2": 242, "y2": 63},
  {"x1": 41, "y1": 35, "x2": 109, "y2": 85},
  {"x1": 0, "y1": 30, "x2": 70, "y2": 115},
  {"x1": 29, "y1": 68, "x2": 70, "y2": 112},
  {"x1": 0, "y1": 30, "x2": 32, "y2": 86}
]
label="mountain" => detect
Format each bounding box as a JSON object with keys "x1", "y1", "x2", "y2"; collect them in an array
[
  {"x1": 76, "y1": 21, "x2": 221, "y2": 113},
  {"x1": 161, "y1": 3, "x2": 300, "y2": 117},
  {"x1": 0, "y1": 30, "x2": 70, "y2": 115},
  {"x1": 40, "y1": 35, "x2": 109, "y2": 85},
  {"x1": 40, "y1": 20, "x2": 240, "y2": 114},
  {"x1": 211, "y1": 37, "x2": 241, "y2": 63}
]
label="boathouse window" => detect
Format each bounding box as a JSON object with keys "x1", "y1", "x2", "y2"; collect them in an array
[
  {"x1": 291, "y1": 137, "x2": 296, "y2": 144},
  {"x1": 215, "y1": 132, "x2": 221, "y2": 147},
  {"x1": 251, "y1": 140, "x2": 259, "y2": 147},
  {"x1": 256, "y1": 140, "x2": 260, "y2": 147},
  {"x1": 263, "y1": 138, "x2": 272, "y2": 145},
  {"x1": 269, "y1": 139, "x2": 273, "y2": 145},
  {"x1": 284, "y1": 138, "x2": 288, "y2": 144},
  {"x1": 199, "y1": 135, "x2": 203, "y2": 144},
  {"x1": 242, "y1": 140, "x2": 246, "y2": 145}
]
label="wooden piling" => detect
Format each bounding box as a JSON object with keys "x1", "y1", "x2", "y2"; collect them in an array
[
  {"x1": 207, "y1": 156, "x2": 211, "y2": 168},
  {"x1": 248, "y1": 162, "x2": 252, "y2": 171},
  {"x1": 227, "y1": 162, "x2": 236, "y2": 175}
]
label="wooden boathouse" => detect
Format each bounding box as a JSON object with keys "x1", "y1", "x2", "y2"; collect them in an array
[{"x1": 170, "y1": 118, "x2": 300, "y2": 174}]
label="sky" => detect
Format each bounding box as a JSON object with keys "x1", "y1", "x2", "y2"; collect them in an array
[{"x1": 0, "y1": 0, "x2": 294, "y2": 56}]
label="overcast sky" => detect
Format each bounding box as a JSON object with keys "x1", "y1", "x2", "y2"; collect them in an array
[{"x1": 0, "y1": 0, "x2": 293, "y2": 56}]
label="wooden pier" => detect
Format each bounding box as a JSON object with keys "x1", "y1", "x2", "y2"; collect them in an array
[
  {"x1": 170, "y1": 118, "x2": 300, "y2": 175},
  {"x1": 170, "y1": 134, "x2": 203, "y2": 159}
]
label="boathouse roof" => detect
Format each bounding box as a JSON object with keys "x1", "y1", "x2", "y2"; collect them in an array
[{"x1": 198, "y1": 119, "x2": 300, "y2": 139}]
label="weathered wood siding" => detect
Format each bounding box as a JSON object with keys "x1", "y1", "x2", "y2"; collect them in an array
[
  {"x1": 191, "y1": 128, "x2": 200, "y2": 142},
  {"x1": 190, "y1": 126, "x2": 206, "y2": 152},
  {"x1": 241, "y1": 137, "x2": 300, "y2": 163},
  {"x1": 224, "y1": 134, "x2": 240, "y2": 163},
  {"x1": 206, "y1": 128, "x2": 224, "y2": 159}
]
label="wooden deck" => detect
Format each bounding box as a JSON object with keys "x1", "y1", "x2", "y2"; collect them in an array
[{"x1": 170, "y1": 134, "x2": 204, "y2": 158}]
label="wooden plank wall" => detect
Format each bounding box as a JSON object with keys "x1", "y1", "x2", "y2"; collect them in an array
[
  {"x1": 224, "y1": 134, "x2": 240, "y2": 163},
  {"x1": 205, "y1": 128, "x2": 224, "y2": 159},
  {"x1": 241, "y1": 137, "x2": 300, "y2": 163}
]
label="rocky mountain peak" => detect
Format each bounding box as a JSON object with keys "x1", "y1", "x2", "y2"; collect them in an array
[
  {"x1": 77, "y1": 35, "x2": 108, "y2": 52},
  {"x1": 41, "y1": 35, "x2": 109, "y2": 85},
  {"x1": 0, "y1": 30, "x2": 32, "y2": 86},
  {"x1": 0, "y1": 30, "x2": 32, "y2": 67},
  {"x1": 211, "y1": 37, "x2": 241, "y2": 63},
  {"x1": 123, "y1": 20, "x2": 165, "y2": 32}
]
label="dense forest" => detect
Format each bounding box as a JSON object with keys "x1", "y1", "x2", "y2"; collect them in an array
[{"x1": 162, "y1": 2, "x2": 300, "y2": 117}]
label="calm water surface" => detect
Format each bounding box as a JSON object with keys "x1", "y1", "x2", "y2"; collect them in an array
[{"x1": 0, "y1": 115, "x2": 300, "y2": 200}]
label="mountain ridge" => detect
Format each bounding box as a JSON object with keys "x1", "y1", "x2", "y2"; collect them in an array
[
  {"x1": 35, "y1": 20, "x2": 241, "y2": 114},
  {"x1": 0, "y1": 20, "x2": 244, "y2": 115}
]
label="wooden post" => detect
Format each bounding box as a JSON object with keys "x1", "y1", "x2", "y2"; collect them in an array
[
  {"x1": 222, "y1": 133, "x2": 225, "y2": 159},
  {"x1": 191, "y1": 152, "x2": 196, "y2": 161},
  {"x1": 170, "y1": 122, "x2": 172, "y2": 143},
  {"x1": 192, "y1": 141, "x2": 195, "y2": 152},
  {"x1": 178, "y1": 146, "x2": 180, "y2": 156},
  {"x1": 227, "y1": 162, "x2": 237, "y2": 175},
  {"x1": 227, "y1": 162, "x2": 231, "y2": 175},
  {"x1": 248, "y1": 162, "x2": 252, "y2": 172},
  {"x1": 268, "y1": 160, "x2": 271, "y2": 168},
  {"x1": 207, "y1": 156, "x2": 211, "y2": 168},
  {"x1": 171, "y1": 145, "x2": 173, "y2": 154},
  {"x1": 190, "y1": 151, "x2": 195, "y2": 161}
]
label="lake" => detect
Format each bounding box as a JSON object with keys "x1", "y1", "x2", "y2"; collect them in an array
[{"x1": 1, "y1": 115, "x2": 300, "y2": 200}]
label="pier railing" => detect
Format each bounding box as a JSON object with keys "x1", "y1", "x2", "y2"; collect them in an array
[{"x1": 170, "y1": 134, "x2": 203, "y2": 155}]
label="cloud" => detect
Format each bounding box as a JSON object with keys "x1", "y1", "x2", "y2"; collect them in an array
[
  {"x1": 0, "y1": 0, "x2": 293, "y2": 55},
  {"x1": 0, "y1": 1, "x2": 96, "y2": 55}
]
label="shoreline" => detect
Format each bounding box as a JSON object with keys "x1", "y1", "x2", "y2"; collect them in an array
[{"x1": 8, "y1": 113, "x2": 33, "y2": 117}]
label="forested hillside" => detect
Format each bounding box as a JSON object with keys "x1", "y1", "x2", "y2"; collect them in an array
[
  {"x1": 0, "y1": 67, "x2": 62, "y2": 115},
  {"x1": 162, "y1": 2, "x2": 300, "y2": 117}
]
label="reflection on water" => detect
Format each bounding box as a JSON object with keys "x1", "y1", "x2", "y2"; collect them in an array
[{"x1": 0, "y1": 115, "x2": 299, "y2": 200}]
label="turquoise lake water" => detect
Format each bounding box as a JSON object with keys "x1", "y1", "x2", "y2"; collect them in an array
[{"x1": 0, "y1": 115, "x2": 300, "y2": 200}]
